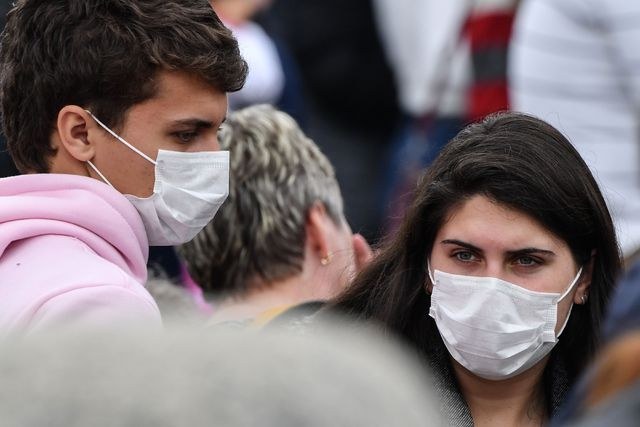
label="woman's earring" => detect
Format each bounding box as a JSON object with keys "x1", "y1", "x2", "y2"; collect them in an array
[
  {"x1": 581, "y1": 294, "x2": 588, "y2": 305},
  {"x1": 320, "y1": 253, "x2": 332, "y2": 266}
]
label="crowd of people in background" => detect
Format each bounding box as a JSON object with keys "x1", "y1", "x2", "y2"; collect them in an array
[{"x1": 1, "y1": 0, "x2": 640, "y2": 426}]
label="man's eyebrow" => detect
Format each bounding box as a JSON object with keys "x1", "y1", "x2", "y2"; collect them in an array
[
  {"x1": 168, "y1": 118, "x2": 215, "y2": 129},
  {"x1": 441, "y1": 239, "x2": 483, "y2": 253}
]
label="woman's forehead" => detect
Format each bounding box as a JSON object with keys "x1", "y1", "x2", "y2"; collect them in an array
[{"x1": 434, "y1": 195, "x2": 567, "y2": 253}]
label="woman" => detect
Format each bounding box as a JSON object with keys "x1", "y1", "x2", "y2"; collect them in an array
[
  {"x1": 180, "y1": 105, "x2": 371, "y2": 326},
  {"x1": 330, "y1": 112, "x2": 622, "y2": 426}
]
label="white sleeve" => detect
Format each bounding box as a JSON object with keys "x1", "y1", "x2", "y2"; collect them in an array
[
  {"x1": 598, "y1": 0, "x2": 640, "y2": 110},
  {"x1": 372, "y1": 0, "x2": 471, "y2": 115}
]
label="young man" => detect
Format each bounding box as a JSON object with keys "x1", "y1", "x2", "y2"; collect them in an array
[{"x1": 0, "y1": 0, "x2": 247, "y2": 333}]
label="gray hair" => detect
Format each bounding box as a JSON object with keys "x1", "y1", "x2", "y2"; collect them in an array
[
  {"x1": 144, "y1": 275, "x2": 206, "y2": 327},
  {"x1": 0, "y1": 322, "x2": 441, "y2": 426},
  {"x1": 180, "y1": 104, "x2": 344, "y2": 296}
]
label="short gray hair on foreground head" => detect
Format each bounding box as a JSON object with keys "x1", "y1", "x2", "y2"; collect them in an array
[
  {"x1": 180, "y1": 104, "x2": 345, "y2": 297},
  {"x1": 0, "y1": 321, "x2": 440, "y2": 426}
]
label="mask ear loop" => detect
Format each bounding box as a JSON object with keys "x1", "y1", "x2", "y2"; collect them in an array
[
  {"x1": 84, "y1": 110, "x2": 157, "y2": 165},
  {"x1": 426, "y1": 260, "x2": 436, "y2": 285},
  {"x1": 87, "y1": 160, "x2": 114, "y2": 188},
  {"x1": 556, "y1": 266, "x2": 584, "y2": 337}
]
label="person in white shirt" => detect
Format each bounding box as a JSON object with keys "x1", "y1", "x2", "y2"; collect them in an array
[{"x1": 510, "y1": 0, "x2": 640, "y2": 256}]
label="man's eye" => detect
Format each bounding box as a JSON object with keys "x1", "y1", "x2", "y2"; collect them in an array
[{"x1": 174, "y1": 131, "x2": 198, "y2": 143}]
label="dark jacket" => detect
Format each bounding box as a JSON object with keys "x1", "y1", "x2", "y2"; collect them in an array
[
  {"x1": 261, "y1": 0, "x2": 399, "y2": 134},
  {"x1": 427, "y1": 339, "x2": 570, "y2": 426},
  {"x1": 551, "y1": 261, "x2": 640, "y2": 426}
]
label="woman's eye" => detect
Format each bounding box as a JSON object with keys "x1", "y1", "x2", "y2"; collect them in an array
[
  {"x1": 454, "y1": 251, "x2": 476, "y2": 262},
  {"x1": 515, "y1": 256, "x2": 538, "y2": 266}
]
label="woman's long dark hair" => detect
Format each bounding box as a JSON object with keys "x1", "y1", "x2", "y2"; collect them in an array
[{"x1": 331, "y1": 112, "x2": 622, "y2": 384}]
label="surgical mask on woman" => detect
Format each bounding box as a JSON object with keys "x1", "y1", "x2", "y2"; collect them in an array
[{"x1": 428, "y1": 264, "x2": 582, "y2": 380}]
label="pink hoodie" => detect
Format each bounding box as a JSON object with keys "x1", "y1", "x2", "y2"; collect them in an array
[{"x1": 0, "y1": 173, "x2": 161, "y2": 333}]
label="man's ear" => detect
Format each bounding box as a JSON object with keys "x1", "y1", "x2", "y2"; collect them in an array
[
  {"x1": 54, "y1": 105, "x2": 97, "y2": 162},
  {"x1": 305, "y1": 202, "x2": 331, "y2": 264}
]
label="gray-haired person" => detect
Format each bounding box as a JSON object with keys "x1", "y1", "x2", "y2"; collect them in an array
[
  {"x1": 180, "y1": 105, "x2": 372, "y2": 325},
  {"x1": 0, "y1": 323, "x2": 440, "y2": 426}
]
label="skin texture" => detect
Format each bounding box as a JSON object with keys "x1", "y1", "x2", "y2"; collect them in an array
[
  {"x1": 50, "y1": 70, "x2": 228, "y2": 197},
  {"x1": 428, "y1": 194, "x2": 593, "y2": 426},
  {"x1": 304, "y1": 202, "x2": 372, "y2": 300},
  {"x1": 210, "y1": 0, "x2": 272, "y2": 24}
]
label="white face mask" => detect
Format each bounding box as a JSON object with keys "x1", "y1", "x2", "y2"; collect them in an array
[
  {"x1": 427, "y1": 264, "x2": 583, "y2": 381},
  {"x1": 85, "y1": 111, "x2": 229, "y2": 246}
]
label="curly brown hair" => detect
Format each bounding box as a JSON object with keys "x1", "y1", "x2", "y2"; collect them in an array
[{"x1": 0, "y1": 0, "x2": 247, "y2": 172}]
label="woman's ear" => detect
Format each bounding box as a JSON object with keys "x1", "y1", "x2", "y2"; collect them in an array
[
  {"x1": 305, "y1": 202, "x2": 332, "y2": 264},
  {"x1": 54, "y1": 105, "x2": 97, "y2": 162},
  {"x1": 425, "y1": 279, "x2": 433, "y2": 294},
  {"x1": 574, "y1": 250, "x2": 596, "y2": 305},
  {"x1": 424, "y1": 263, "x2": 433, "y2": 295}
]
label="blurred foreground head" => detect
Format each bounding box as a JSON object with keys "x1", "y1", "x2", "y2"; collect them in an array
[
  {"x1": 0, "y1": 321, "x2": 438, "y2": 426},
  {"x1": 559, "y1": 331, "x2": 640, "y2": 427}
]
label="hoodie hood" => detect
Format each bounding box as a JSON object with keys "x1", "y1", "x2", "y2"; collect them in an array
[{"x1": 0, "y1": 174, "x2": 148, "y2": 283}]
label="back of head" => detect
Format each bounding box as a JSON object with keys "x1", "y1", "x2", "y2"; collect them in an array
[
  {"x1": 583, "y1": 332, "x2": 640, "y2": 410},
  {"x1": 333, "y1": 112, "x2": 622, "y2": 380},
  {"x1": 561, "y1": 332, "x2": 640, "y2": 427},
  {"x1": 180, "y1": 104, "x2": 344, "y2": 297},
  {"x1": 0, "y1": 323, "x2": 439, "y2": 426},
  {"x1": 0, "y1": 0, "x2": 247, "y2": 173}
]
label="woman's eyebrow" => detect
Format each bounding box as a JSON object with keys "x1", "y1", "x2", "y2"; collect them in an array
[
  {"x1": 441, "y1": 240, "x2": 556, "y2": 257},
  {"x1": 441, "y1": 239, "x2": 483, "y2": 253},
  {"x1": 506, "y1": 248, "x2": 556, "y2": 257}
]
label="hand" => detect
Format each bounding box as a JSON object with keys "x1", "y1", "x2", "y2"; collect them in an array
[{"x1": 352, "y1": 233, "x2": 373, "y2": 273}]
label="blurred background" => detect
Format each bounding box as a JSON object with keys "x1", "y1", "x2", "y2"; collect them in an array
[
  {"x1": 3, "y1": 0, "x2": 640, "y2": 258},
  {"x1": 209, "y1": 0, "x2": 518, "y2": 244},
  {"x1": 0, "y1": 0, "x2": 547, "y2": 245}
]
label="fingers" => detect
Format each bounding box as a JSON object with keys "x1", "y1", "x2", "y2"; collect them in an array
[{"x1": 352, "y1": 233, "x2": 373, "y2": 273}]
